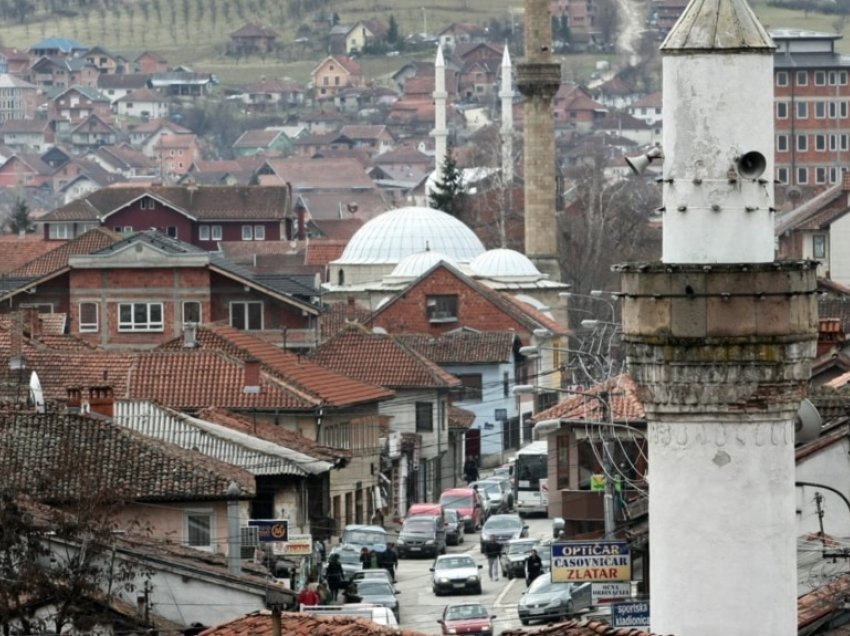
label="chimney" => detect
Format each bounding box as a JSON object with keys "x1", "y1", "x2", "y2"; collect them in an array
[
  {"x1": 843, "y1": 171, "x2": 850, "y2": 193},
  {"x1": 243, "y1": 358, "x2": 260, "y2": 394},
  {"x1": 67, "y1": 387, "x2": 82, "y2": 413},
  {"x1": 25, "y1": 307, "x2": 39, "y2": 338},
  {"x1": 8, "y1": 311, "x2": 23, "y2": 370},
  {"x1": 88, "y1": 385, "x2": 114, "y2": 418},
  {"x1": 183, "y1": 322, "x2": 198, "y2": 348}
]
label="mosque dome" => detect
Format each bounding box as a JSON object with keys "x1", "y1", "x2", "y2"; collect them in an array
[
  {"x1": 335, "y1": 206, "x2": 486, "y2": 264},
  {"x1": 470, "y1": 248, "x2": 543, "y2": 281},
  {"x1": 387, "y1": 250, "x2": 459, "y2": 280}
]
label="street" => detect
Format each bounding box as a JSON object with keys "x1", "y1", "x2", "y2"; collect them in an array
[{"x1": 392, "y1": 515, "x2": 553, "y2": 634}]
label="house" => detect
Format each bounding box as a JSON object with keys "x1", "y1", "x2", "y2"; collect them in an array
[
  {"x1": 310, "y1": 56, "x2": 364, "y2": 100},
  {"x1": 553, "y1": 82, "x2": 608, "y2": 132},
  {"x1": 154, "y1": 133, "x2": 200, "y2": 180},
  {"x1": 134, "y1": 50, "x2": 169, "y2": 74},
  {"x1": 85, "y1": 143, "x2": 154, "y2": 178},
  {"x1": 328, "y1": 21, "x2": 377, "y2": 55},
  {"x1": 82, "y1": 46, "x2": 127, "y2": 74},
  {"x1": 47, "y1": 85, "x2": 111, "y2": 127},
  {"x1": 0, "y1": 74, "x2": 37, "y2": 121},
  {"x1": 0, "y1": 46, "x2": 33, "y2": 75},
  {"x1": 96, "y1": 72, "x2": 150, "y2": 103},
  {"x1": 29, "y1": 56, "x2": 99, "y2": 90},
  {"x1": 628, "y1": 90, "x2": 662, "y2": 125},
  {"x1": 291, "y1": 131, "x2": 353, "y2": 158},
  {"x1": 232, "y1": 128, "x2": 291, "y2": 157},
  {"x1": 68, "y1": 113, "x2": 120, "y2": 149},
  {"x1": 437, "y1": 23, "x2": 488, "y2": 52},
  {"x1": 229, "y1": 78, "x2": 305, "y2": 112},
  {"x1": 28, "y1": 37, "x2": 87, "y2": 58},
  {"x1": 229, "y1": 23, "x2": 279, "y2": 55},
  {"x1": 0, "y1": 152, "x2": 55, "y2": 189},
  {"x1": 149, "y1": 71, "x2": 216, "y2": 96},
  {"x1": 114, "y1": 87, "x2": 169, "y2": 120},
  {"x1": 38, "y1": 184, "x2": 296, "y2": 248},
  {"x1": 339, "y1": 125, "x2": 394, "y2": 156},
  {"x1": 128, "y1": 117, "x2": 192, "y2": 155},
  {"x1": 311, "y1": 323, "x2": 461, "y2": 511},
  {"x1": 57, "y1": 158, "x2": 123, "y2": 203},
  {"x1": 0, "y1": 119, "x2": 54, "y2": 152}
]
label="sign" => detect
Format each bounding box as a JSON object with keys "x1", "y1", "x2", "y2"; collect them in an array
[
  {"x1": 590, "y1": 474, "x2": 606, "y2": 491},
  {"x1": 495, "y1": 408, "x2": 507, "y2": 421},
  {"x1": 539, "y1": 478, "x2": 549, "y2": 506},
  {"x1": 249, "y1": 519, "x2": 289, "y2": 543},
  {"x1": 551, "y1": 541, "x2": 631, "y2": 583},
  {"x1": 612, "y1": 601, "x2": 650, "y2": 629},
  {"x1": 591, "y1": 582, "x2": 632, "y2": 604},
  {"x1": 272, "y1": 533, "x2": 312, "y2": 556}
]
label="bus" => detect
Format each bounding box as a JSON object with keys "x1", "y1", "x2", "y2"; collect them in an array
[{"x1": 513, "y1": 440, "x2": 548, "y2": 516}]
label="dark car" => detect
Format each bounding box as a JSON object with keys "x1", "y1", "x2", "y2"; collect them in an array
[
  {"x1": 438, "y1": 603, "x2": 495, "y2": 636},
  {"x1": 499, "y1": 538, "x2": 537, "y2": 579},
  {"x1": 397, "y1": 514, "x2": 446, "y2": 558},
  {"x1": 444, "y1": 508, "x2": 465, "y2": 546},
  {"x1": 431, "y1": 554, "x2": 483, "y2": 596},
  {"x1": 354, "y1": 579, "x2": 401, "y2": 622},
  {"x1": 517, "y1": 572, "x2": 592, "y2": 625},
  {"x1": 479, "y1": 514, "x2": 527, "y2": 552}
]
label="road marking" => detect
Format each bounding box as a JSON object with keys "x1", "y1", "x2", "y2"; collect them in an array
[{"x1": 494, "y1": 576, "x2": 517, "y2": 607}]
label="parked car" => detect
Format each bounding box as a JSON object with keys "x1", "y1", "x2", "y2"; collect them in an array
[
  {"x1": 408, "y1": 502, "x2": 446, "y2": 527},
  {"x1": 438, "y1": 602, "x2": 495, "y2": 635},
  {"x1": 352, "y1": 569, "x2": 394, "y2": 585},
  {"x1": 323, "y1": 544, "x2": 365, "y2": 584},
  {"x1": 472, "y1": 479, "x2": 510, "y2": 514},
  {"x1": 517, "y1": 572, "x2": 592, "y2": 625},
  {"x1": 431, "y1": 554, "x2": 483, "y2": 596},
  {"x1": 480, "y1": 514, "x2": 528, "y2": 552},
  {"x1": 483, "y1": 475, "x2": 514, "y2": 509},
  {"x1": 499, "y1": 538, "x2": 538, "y2": 579},
  {"x1": 353, "y1": 579, "x2": 401, "y2": 621},
  {"x1": 444, "y1": 508, "x2": 465, "y2": 546},
  {"x1": 397, "y1": 514, "x2": 446, "y2": 558},
  {"x1": 439, "y1": 487, "x2": 485, "y2": 533},
  {"x1": 341, "y1": 524, "x2": 389, "y2": 553}
]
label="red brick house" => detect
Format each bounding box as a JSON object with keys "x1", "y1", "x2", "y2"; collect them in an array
[
  {"x1": 30, "y1": 57, "x2": 100, "y2": 91},
  {"x1": 229, "y1": 23, "x2": 279, "y2": 55},
  {"x1": 38, "y1": 184, "x2": 296, "y2": 247},
  {"x1": 134, "y1": 50, "x2": 169, "y2": 74},
  {"x1": 553, "y1": 82, "x2": 608, "y2": 132},
  {"x1": 47, "y1": 85, "x2": 111, "y2": 126},
  {"x1": 155, "y1": 133, "x2": 201, "y2": 180},
  {"x1": 0, "y1": 153, "x2": 55, "y2": 188}
]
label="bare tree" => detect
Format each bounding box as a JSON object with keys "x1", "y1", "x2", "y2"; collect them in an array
[{"x1": 594, "y1": 0, "x2": 620, "y2": 48}]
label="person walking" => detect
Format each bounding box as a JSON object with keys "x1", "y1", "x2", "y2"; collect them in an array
[
  {"x1": 464, "y1": 457, "x2": 479, "y2": 484},
  {"x1": 359, "y1": 546, "x2": 372, "y2": 569},
  {"x1": 525, "y1": 548, "x2": 543, "y2": 588},
  {"x1": 381, "y1": 543, "x2": 398, "y2": 583},
  {"x1": 483, "y1": 536, "x2": 502, "y2": 581},
  {"x1": 324, "y1": 553, "x2": 345, "y2": 601}
]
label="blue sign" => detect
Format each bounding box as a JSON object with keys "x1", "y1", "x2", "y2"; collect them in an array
[
  {"x1": 494, "y1": 408, "x2": 507, "y2": 421},
  {"x1": 551, "y1": 540, "x2": 631, "y2": 582},
  {"x1": 249, "y1": 519, "x2": 289, "y2": 542},
  {"x1": 612, "y1": 601, "x2": 650, "y2": 629}
]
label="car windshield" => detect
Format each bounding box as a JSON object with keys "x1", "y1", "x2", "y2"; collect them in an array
[
  {"x1": 445, "y1": 605, "x2": 488, "y2": 620},
  {"x1": 485, "y1": 517, "x2": 521, "y2": 530},
  {"x1": 358, "y1": 581, "x2": 394, "y2": 596},
  {"x1": 507, "y1": 540, "x2": 536, "y2": 554},
  {"x1": 440, "y1": 494, "x2": 472, "y2": 508},
  {"x1": 436, "y1": 556, "x2": 475, "y2": 570},
  {"x1": 527, "y1": 574, "x2": 564, "y2": 595},
  {"x1": 343, "y1": 529, "x2": 388, "y2": 546},
  {"x1": 445, "y1": 509, "x2": 459, "y2": 522},
  {"x1": 480, "y1": 482, "x2": 502, "y2": 494},
  {"x1": 404, "y1": 518, "x2": 435, "y2": 530},
  {"x1": 335, "y1": 550, "x2": 362, "y2": 565}
]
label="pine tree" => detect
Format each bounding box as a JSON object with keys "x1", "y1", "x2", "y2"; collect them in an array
[
  {"x1": 8, "y1": 197, "x2": 33, "y2": 234},
  {"x1": 429, "y1": 149, "x2": 466, "y2": 217},
  {"x1": 387, "y1": 14, "x2": 399, "y2": 44}
]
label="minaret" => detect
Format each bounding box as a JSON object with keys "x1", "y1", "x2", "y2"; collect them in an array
[
  {"x1": 516, "y1": 0, "x2": 561, "y2": 281},
  {"x1": 432, "y1": 44, "x2": 448, "y2": 182},
  {"x1": 618, "y1": 0, "x2": 817, "y2": 634},
  {"x1": 499, "y1": 44, "x2": 514, "y2": 185}
]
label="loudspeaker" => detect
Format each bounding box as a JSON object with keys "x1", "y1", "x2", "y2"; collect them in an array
[
  {"x1": 625, "y1": 146, "x2": 663, "y2": 175},
  {"x1": 736, "y1": 151, "x2": 767, "y2": 179},
  {"x1": 794, "y1": 398, "x2": 822, "y2": 445}
]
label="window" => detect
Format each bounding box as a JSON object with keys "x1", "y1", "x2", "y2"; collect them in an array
[
  {"x1": 797, "y1": 167, "x2": 808, "y2": 185},
  {"x1": 776, "y1": 71, "x2": 788, "y2": 86},
  {"x1": 816, "y1": 167, "x2": 827, "y2": 184},
  {"x1": 242, "y1": 225, "x2": 253, "y2": 240},
  {"x1": 503, "y1": 372, "x2": 509, "y2": 398},
  {"x1": 776, "y1": 102, "x2": 788, "y2": 119},
  {"x1": 426, "y1": 295, "x2": 458, "y2": 322},
  {"x1": 796, "y1": 101, "x2": 808, "y2": 119},
  {"x1": 230, "y1": 301, "x2": 263, "y2": 330},
  {"x1": 183, "y1": 301, "x2": 201, "y2": 324},
  {"x1": 139, "y1": 197, "x2": 154, "y2": 210},
  {"x1": 456, "y1": 374, "x2": 483, "y2": 402},
  {"x1": 815, "y1": 102, "x2": 826, "y2": 119},
  {"x1": 79, "y1": 302, "x2": 98, "y2": 332},
  {"x1": 118, "y1": 302, "x2": 164, "y2": 332},
  {"x1": 777, "y1": 134, "x2": 788, "y2": 152},
  {"x1": 797, "y1": 135, "x2": 808, "y2": 152},
  {"x1": 840, "y1": 71, "x2": 848, "y2": 86},
  {"x1": 185, "y1": 511, "x2": 213, "y2": 550},
  {"x1": 816, "y1": 134, "x2": 827, "y2": 151},
  {"x1": 777, "y1": 167, "x2": 788, "y2": 184},
  {"x1": 253, "y1": 225, "x2": 265, "y2": 240},
  {"x1": 796, "y1": 71, "x2": 808, "y2": 86},
  {"x1": 828, "y1": 102, "x2": 848, "y2": 118},
  {"x1": 48, "y1": 223, "x2": 72, "y2": 239},
  {"x1": 415, "y1": 402, "x2": 434, "y2": 433},
  {"x1": 166, "y1": 226, "x2": 177, "y2": 238},
  {"x1": 211, "y1": 225, "x2": 222, "y2": 241},
  {"x1": 199, "y1": 225, "x2": 210, "y2": 240},
  {"x1": 813, "y1": 234, "x2": 827, "y2": 259},
  {"x1": 815, "y1": 71, "x2": 827, "y2": 86}
]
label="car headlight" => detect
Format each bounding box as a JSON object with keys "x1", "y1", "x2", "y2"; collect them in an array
[
  {"x1": 467, "y1": 575, "x2": 479, "y2": 582},
  {"x1": 482, "y1": 533, "x2": 490, "y2": 541},
  {"x1": 439, "y1": 577, "x2": 450, "y2": 583},
  {"x1": 426, "y1": 539, "x2": 435, "y2": 545},
  {"x1": 397, "y1": 538, "x2": 405, "y2": 544},
  {"x1": 482, "y1": 626, "x2": 492, "y2": 632},
  {"x1": 447, "y1": 629, "x2": 458, "y2": 634}
]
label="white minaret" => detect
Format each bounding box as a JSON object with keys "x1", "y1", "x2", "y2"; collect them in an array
[
  {"x1": 619, "y1": 1, "x2": 818, "y2": 634},
  {"x1": 432, "y1": 44, "x2": 448, "y2": 180},
  {"x1": 661, "y1": 0, "x2": 775, "y2": 263},
  {"x1": 499, "y1": 44, "x2": 514, "y2": 185}
]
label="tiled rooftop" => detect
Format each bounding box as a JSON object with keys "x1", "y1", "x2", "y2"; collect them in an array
[
  {"x1": 5, "y1": 227, "x2": 122, "y2": 278},
  {"x1": 398, "y1": 331, "x2": 518, "y2": 364},
  {"x1": 533, "y1": 375, "x2": 645, "y2": 423},
  {"x1": 199, "y1": 611, "x2": 425, "y2": 636}
]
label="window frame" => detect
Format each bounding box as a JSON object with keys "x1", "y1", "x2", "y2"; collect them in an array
[
  {"x1": 797, "y1": 135, "x2": 808, "y2": 152},
  {"x1": 776, "y1": 167, "x2": 788, "y2": 184},
  {"x1": 797, "y1": 167, "x2": 809, "y2": 185},
  {"x1": 241, "y1": 225, "x2": 253, "y2": 241},
  {"x1": 117, "y1": 302, "x2": 164, "y2": 332},
  {"x1": 777, "y1": 134, "x2": 788, "y2": 152},
  {"x1": 426, "y1": 295, "x2": 459, "y2": 323},
  {"x1": 796, "y1": 101, "x2": 808, "y2": 119},
  {"x1": 211, "y1": 225, "x2": 223, "y2": 241},
  {"x1": 815, "y1": 71, "x2": 827, "y2": 86},
  {"x1": 776, "y1": 102, "x2": 788, "y2": 119},
  {"x1": 230, "y1": 301, "x2": 263, "y2": 330},
  {"x1": 253, "y1": 225, "x2": 266, "y2": 241},
  {"x1": 199, "y1": 225, "x2": 210, "y2": 241},
  {"x1": 79, "y1": 302, "x2": 99, "y2": 332},
  {"x1": 813, "y1": 234, "x2": 827, "y2": 259},
  {"x1": 456, "y1": 374, "x2": 483, "y2": 403},
  {"x1": 415, "y1": 401, "x2": 434, "y2": 433},
  {"x1": 185, "y1": 510, "x2": 214, "y2": 551},
  {"x1": 795, "y1": 70, "x2": 808, "y2": 86},
  {"x1": 776, "y1": 71, "x2": 788, "y2": 87},
  {"x1": 182, "y1": 300, "x2": 202, "y2": 325}
]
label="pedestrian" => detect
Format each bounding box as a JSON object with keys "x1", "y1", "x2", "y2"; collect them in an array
[
  {"x1": 525, "y1": 548, "x2": 543, "y2": 587},
  {"x1": 359, "y1": 546, "x2": 371, "y2": 569},
  {"x1": 483, "y1": 536, "x2": 502, "y2": 581},
  {"x1": 381, "y1": 543, "x2": 398, "y2": 583},
  {"x1": 464, "y1": 457, "x2": 479, "y2": 484},
  {"x1": 325, "y1": 553, "x2": 345, "y2": 601},
  {"x1": 369, "y1": 548, "x2": 380, "y2": 569},
  {"x1": 344, "y1": 582, "x2": 362, "y2": 603},
  {"x1": 316, "y1": 581, "x2": 331, "y2": 605},
  {"x1": 297, "y1": 582, "x2": 320, "y2": 608}
]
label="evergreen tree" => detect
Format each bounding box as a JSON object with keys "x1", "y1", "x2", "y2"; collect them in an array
[
  {"x1": 429, "y1": 149, "x2": 466, "y2": 217},
  {"x1": 387, "y1": 14, "x2": 399, "y2": 44},
  {"x1": 8, "y1": 197, "x2": 33, "y2": 234}
]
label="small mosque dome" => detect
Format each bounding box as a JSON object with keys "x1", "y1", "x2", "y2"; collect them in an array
[
  {"x1": 470, "y1": 248, "x2": 543, "y2": 280},
  {"x1": 335, "y1": 206, "x2": 486, "y2": 264},
  {"x1": 388, "y1": 250, "x2": 459, "y2": 280}
]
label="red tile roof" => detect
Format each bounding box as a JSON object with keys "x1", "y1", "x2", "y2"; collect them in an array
[
  {"x1": 0, "y1": 234, "x2": 57, "y2": 274},
  {"x1": 398, "y1": 331, "x2": 518, "y2": 364},
  {"x1": 311, "y1": 323, "x2": 461, "y2": 390},
  {"x1": 199, "y1": 611, "x2": 425, "y2": 636},
  {"x1": 533, "y1": 375, "x2": 645, "y2": 423},
  {"x1": 0, "y1": 412, "x2": 256, "y2": 503},
  {"x1": 500, "y1": 617, "x2": 661, "y2": 636},
  {"x1": 6, "y1": 227, "x2": 123, "y2": 278},
  {"x1": 305, "y1": 239, "x2": 349, "y2": 265},
  {"x1": 449, "y1": 405, "x2": 475, "y2": 429}
]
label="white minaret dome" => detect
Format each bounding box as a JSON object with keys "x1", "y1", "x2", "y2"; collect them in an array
[
  {"x1": 470, "y1": 248, "x2": 543, "y2": 281},
  {"x1": 660, "y1": 0, "x2": 776, "y2": 264},
  {"x1": 334, "y1": 206, "x2": 486, "y2": 264},
  {"x1": 387, "y1": 249, "x2": 459, "y2": 281}
]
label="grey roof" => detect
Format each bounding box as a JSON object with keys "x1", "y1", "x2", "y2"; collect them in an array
[
  {"x1": 93, "y1": 228, "x2": 206, "y2": 256},
  {"x1": 661, "y1": 0, "x2": 774, "y2": 52},
  {"x1": 774, "y1": 53, "x2": 850, "y2": 69}
]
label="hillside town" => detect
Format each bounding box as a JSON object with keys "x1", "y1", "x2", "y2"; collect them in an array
[{"x1": 2, "y1": 0, "x2": 850, "y2": 634}]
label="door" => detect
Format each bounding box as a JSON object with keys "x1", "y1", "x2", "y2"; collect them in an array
[{"x1": 465, "y1": 428, "x2": 481, "y2": 461}]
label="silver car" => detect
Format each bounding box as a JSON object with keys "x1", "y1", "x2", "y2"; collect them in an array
[
  {"x1": 353, "y1": 579, "x2": 401, "y2": 621},
  {"x1": 431, "y1": 554, "x2": 483, "y2": 596},
  {"x1": 517, "y1": 572, "x2": 592, "y2": 625}
]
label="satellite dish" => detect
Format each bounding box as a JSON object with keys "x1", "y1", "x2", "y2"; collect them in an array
[
  {"x1": 29, "y1": 371, "x2": 45, "y2": 414},
  {"x1": 794, "y1": 398, "x2": 822, "y2": 445}
]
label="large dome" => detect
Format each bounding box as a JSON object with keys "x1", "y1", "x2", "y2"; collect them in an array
[
  {"x1": 336, "y1": 206, "x2": 486, "y2": 264},
  {"x1": 470, "y1": 248, "x2": 543, "y2": 280}
]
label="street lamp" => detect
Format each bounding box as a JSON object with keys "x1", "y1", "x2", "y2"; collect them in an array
[{"x1": 560, "y1": 291, "x2": 618, "y2": 323}]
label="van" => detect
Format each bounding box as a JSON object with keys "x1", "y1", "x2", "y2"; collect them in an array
[
  {"x1": 439, "y1": 487, "x2": 484, "y2": 533},
  {"x1": 340, "y1": 524, "x2": 389, "y2": 553},
  {"x1": 397, "y1": 514, "x2": 446, "y2": 558},
  {"x1": 407, "y1": 502, "x2": 446, "y2": 527}
]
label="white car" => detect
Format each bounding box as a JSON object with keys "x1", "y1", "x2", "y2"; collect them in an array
[{"x1": 430, "y1": 554, "x2": 483, "y2": 595}]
